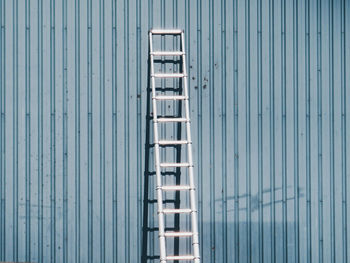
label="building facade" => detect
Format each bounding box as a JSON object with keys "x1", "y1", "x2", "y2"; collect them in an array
[{"x1": 0, "y1": 0, "x2": 349, "y2": 262}]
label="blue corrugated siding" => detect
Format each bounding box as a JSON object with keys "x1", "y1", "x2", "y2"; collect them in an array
[{"x1": 0, "y1": 0, "x2": 349, "y2": 262}]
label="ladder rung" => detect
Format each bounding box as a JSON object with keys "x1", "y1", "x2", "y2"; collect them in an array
[
  {"x1": 161, "y1": 185, "x2": 191, "y2": 191},
  {"x1": 157, "y1": 117, "x2": 188, "y2": 123},
  {"x1": 158, "y1": 140, "x2": 189, "y2": 145},
  {"x1": 151, "y1": 29, "x2": 183, "y2": 34},
  {"x1": 162, "y1": 208, "x2": 192, "y2": 214},
  {"x1": 151, "y1": 51, "x2": 184, "y2": 56},
  {"x1": 164, "y1": 231, "x2": 193, "y2": 237},
  {"x1": 166, "y1": 255, "x2": 195, "y2": 260},
  {"x1": 154, "y1": 95, "x2": 187, "y2": 100},
  {"x1": 152, "y1": 73, "x2": 185, "y2": 78},
  {"x1": 160, "y1": 163, "x2": 190, "y2": 168}
]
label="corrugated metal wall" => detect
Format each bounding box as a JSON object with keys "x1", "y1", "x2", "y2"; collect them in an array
[{"x1": 0, "y1": 0, "x2": 349, "y2": 262}]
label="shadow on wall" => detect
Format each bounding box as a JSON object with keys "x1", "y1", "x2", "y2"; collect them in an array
[
  {"x1": 141, "y1": 53, "x2": 159, "y2": 263},
  {"x1": 216, "y1": 186, "x2": 305, "y2": 213}
]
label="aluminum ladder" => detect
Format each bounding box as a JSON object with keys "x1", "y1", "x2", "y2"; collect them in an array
[{"x1": 149, "y1": 29, "x2": 200, "y2": 263}]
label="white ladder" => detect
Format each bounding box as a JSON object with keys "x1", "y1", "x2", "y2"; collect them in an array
[{"x1": 149, "y1": 29, "x2": 200, "y2": 263}]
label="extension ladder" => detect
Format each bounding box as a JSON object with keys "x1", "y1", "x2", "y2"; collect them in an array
[{"x1": 149, "y1": 29, "x2": 200, "y2": 263}]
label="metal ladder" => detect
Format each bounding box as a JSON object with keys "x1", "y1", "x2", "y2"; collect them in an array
[{"x1": 149, "y1": 29, "x2": 200, "y2": 263}]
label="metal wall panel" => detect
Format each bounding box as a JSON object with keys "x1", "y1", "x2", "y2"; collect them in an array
[{"x1": 0, "y1": 0, "x2": 349, "y2": 262}]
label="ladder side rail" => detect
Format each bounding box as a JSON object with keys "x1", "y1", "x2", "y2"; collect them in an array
[
  {"x1": 181, "y1": 31, "x2": 201, "y2": 262},
  {"x1": 149, "y1": 32, "x2": 167, "y2": 263}
]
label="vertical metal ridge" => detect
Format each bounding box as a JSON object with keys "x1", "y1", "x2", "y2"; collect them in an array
[
  {"x1": 185, "y1": 0, "x2": 190, "y2": 126},
  {"x1": 111, "y1": 0, "x2": 117, "y2": 262},
  {"x1": 147, "y1": 3, "x2": 154, "y2": 258},
  {"x1": 0, "y1": 0, "x2": 5, "y2": 258},
  {"x1": 38, "y1": 0, "x2": 44, "y2": 261},
  {"x1": 221, "y1": 0, "x2": 227, "y2": 261},
  {"x1": 209, "y1": 0, "x2": 215, "y2": 261},
  {"x1": 159, "y1": 2, "x2": 165, "y2": 219},
  {"x1": 316, "y1": 0, "x2": 323, "y2": 262},
  {"x1": 123, "y1": 0, "x2": 130, "y2": 260},
  {"x1": 12, "y1": 0, "x2": 19, "y2": 260},
  {"x1": 305, "y1": 0, "x2": 312, "y2": 262},
  {"x1": 340, "y1": 0, "x2": 347, "y2": 261},
  {"x1": 158, "y1": 8, "x2": 165, "y2": 247},
  {"x1": 99, "y1": 0, "x2": 105, "y2": 262},
  {"x1": 74, "y1": 0, "x2": 81, "y2": 262},
  {"x1": 268, "y1": 0, "x2": 276, "y2": 262},
  {"x1": 62, "y1": 0, "x2": 68, "y2": 261},
  {"x1": 173, "y1": 0, "x2": 181, "y2": 257},
  {"x1": 196, "y1": 0, "x2": 203, "y2": 258},
  {"x1": 0, "y1": 0, "x2": 2, "y2": 259},
  {"x1": 25, "y1": 0, "x2": 31, "y2": 261},
  {"x1": 172, "y1": 9, "x2": 179, "y2": 249},
  {"x1": 245, "y1": 0, "x2": 252, "y2": 262},
  {"x1": 148, "y1": 0, "x2": 153, "y2": 27},
  {"x1": 328, "y1": 0, "x2": 335, "y2": 262},
  {"x1": 87, "y1": 0, "x2": 93, "y2": 261},
  {"x1": 233, "y1": 0, "x2": 239, "y2": 262},
  {"x1": 257, "y1": 0, "x2": 263, "y2": 260},
  {"x1": 173, "y1": 0, "x2": 178, "y2": 27},
  {"x1": 185, "y1": 0, "x2": 189, "y2": 69},
  {"x1": 281, "y1": 0, "x2": 287, "y2": 261},
  {"x1": 293, "y1": 0, "x2": 300, "y2": 262},
  {"x1": 50, "y1": 0, "x2": 56, "y2": 261},
  {"x1": 136, "y1": 0, "x2": 142, "y2": 260}
]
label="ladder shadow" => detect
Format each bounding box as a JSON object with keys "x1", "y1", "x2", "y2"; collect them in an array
[
  {"x1": 141, "y1": 48, "x2": 184, "y2": 263},
  {"x1": 141, "y1": 50, "x2": 155, "y2": 263}
]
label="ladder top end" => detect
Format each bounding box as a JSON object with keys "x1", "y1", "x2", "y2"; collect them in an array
[{"x1": 150, "y1": 29, "x2": 183, "y2": 34}]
